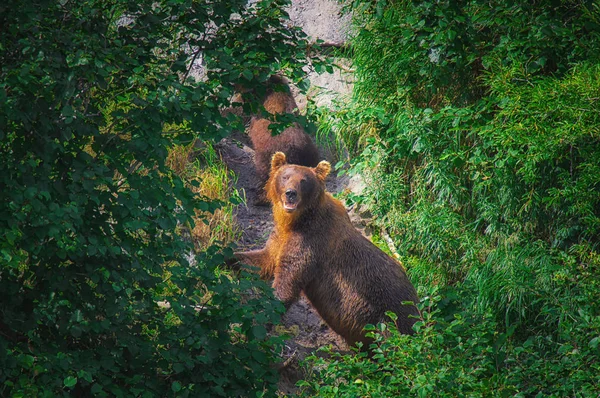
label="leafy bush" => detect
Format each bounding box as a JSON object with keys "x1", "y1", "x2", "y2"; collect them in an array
[
  {"x1": 304, "y1": 0, "x2": 600, "y2": 395},
  {"x1": 333, "y1": 0, "x2": 600, "y2": 325},
  {"x1": 0, "y1": 0, "x2": 311, "y2": 396},
  {"x1": 343, "y1": 56, "x2": 600, "y2": 335},
  {"x1": 300, "y1": 291, "x2": 600, "y2": 397}
]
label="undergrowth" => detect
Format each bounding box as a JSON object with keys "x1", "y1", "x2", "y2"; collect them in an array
[
  {"x1": 301, "y1": 0, "x2": 600, "y2": 396},
  {"x1": 166, "y1": 141, "x2": 242, "y2": 250},
  {"x1": 0, "y1": 0, "x2": 306, "y2": 396}
]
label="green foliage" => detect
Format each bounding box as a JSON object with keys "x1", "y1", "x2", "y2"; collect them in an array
[
  {"x1": 351, "y1": 0, "x2": 600, "y2": 107},
  {"x1": 307, "y1": 0, "x2": 600, "y2": 395},
  {"x1": 343, "y1": 60, "x2": 600, "y2": 332},
  {"x1": 0, "y1": 0, "x2": 310, "y2": 396},
  {"x1": 299, "y1": 292, "x2": 600, "y2": 397},
  {"x1": 334, "y1": 0, "x2": 600, "y2": 324}
]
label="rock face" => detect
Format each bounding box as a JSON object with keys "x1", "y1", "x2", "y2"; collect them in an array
[
  {"x1": 288, "y1": 0, "x2": 354, "y2": 110},
  {"x1": 289, "y1": 0, "x2": 351, "y2": 44}
]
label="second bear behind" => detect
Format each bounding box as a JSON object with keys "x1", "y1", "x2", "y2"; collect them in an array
[{"x1": 248, "y1": 76, "x2": 320, "y2": 204}]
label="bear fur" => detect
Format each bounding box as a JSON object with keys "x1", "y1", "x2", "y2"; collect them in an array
[
  {"x1": 235, "y1": 152, "x2": 420, "y2": 348},
  {"x1": 247, "y1": 76, "x2": 320, "y2": 203}
]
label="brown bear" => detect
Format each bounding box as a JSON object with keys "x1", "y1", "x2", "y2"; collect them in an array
[
  {"x1": 247, "y1": 76, "x2": 320, "y2": 204},
  {"x1": 235, "y1": 152, "x2": 420, "y2": 348}
]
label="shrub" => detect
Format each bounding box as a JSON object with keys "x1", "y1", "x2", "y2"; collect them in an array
[
  {"x1": 299, "y1": 291, "x2": 600, "y2": 397},
  {"x1": 331, "y1": 0, "x2": 600, "y2": 329},
  {"x1": 0, "y1": 0, "x2": 310, "y2": 395},
  {"x1": 302, "y1": 0, "x2": 600, "y2": 395}
]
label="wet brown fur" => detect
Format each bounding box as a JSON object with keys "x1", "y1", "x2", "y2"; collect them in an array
[{"x1": 235, "y1": 152, "x2": 420, "y2": 348}]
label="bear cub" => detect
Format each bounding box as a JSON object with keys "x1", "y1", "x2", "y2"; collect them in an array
[
  {"x1": 247, "y1": 76, "x2": 320, "y2": 204},
  {"x1": 235, "y1": 152, "x2": 420, "y2": 348}
]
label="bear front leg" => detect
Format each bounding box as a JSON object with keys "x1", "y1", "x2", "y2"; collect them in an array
[
  {"x1": 232, "y1": 231, "x2": 280, "y2": 279},
  {"x1": 272, "y1": 253, "x2": 313, "y2": 308},
  {"x1": 234, "y1": 249, "x2": 276, "y2": 279}
]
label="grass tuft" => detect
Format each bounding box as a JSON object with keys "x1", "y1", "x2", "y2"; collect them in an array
[{"x1": 166, "y1": 141, "x2": 241, "y2": 250}]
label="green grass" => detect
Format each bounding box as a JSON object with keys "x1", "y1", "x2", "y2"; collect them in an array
[{"x1": 166, "y1": 141, "x2": 242, "y2": 250}]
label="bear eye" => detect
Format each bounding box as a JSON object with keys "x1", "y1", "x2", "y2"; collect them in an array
[
  {"x1": 300, "y1": 178, "x2": 307, "y2": 184},
  {"x1": 282, "y1": 175, "x2": 290, "y2": 182}
]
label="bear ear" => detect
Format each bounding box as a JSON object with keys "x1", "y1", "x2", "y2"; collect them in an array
[
  {"x1": 314, "y1": 160, "x2": 331, "y2": 182},
  {"x1": 271, "y1": 152, "x2": 287, "y2": 172}
]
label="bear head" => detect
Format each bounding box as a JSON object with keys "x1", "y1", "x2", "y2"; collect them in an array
[{"x1": 267, "y1": 152, "x2": 331, "y2": 214}]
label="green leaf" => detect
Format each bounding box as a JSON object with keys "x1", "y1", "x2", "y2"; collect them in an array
[
  {"x1": 91, "y1": 384, "x2": 103, "y2": 394},
  {"x1": 173, "y1": 362, "x2": 185, "y2": 374},
  {"x1": 242, "y1": 70, "x2": 253, "y2": 80},
  {"x1": 70, "y1": 326, "x2": 82, "y2": 338},
  {"x1": 62, "y1": 104, "x2": 74, "y2": 116},
  {"x1": 251, "y1": 325, "x2": 267, "y2": 340},
  {"x1": 77, "y1": 370, "x2": 93, "y2": 383},
  {"x1": 18, "y1": 355, "x2": 35, "y2": 369},
  {"x1": 64, "y1": 376, "x2": 78, "y2": 388},
  {"x1": 171, "y1": 381, "x2": 182, "y2": 393}
]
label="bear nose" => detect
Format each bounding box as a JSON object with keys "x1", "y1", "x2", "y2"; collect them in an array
[{"x1": 285, "y1": 189, "x2": 297, "y2": 201}]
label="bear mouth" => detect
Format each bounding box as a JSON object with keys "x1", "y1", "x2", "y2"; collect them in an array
[{"x1": 282, "y1": 200, "x2": 298, "y2": 213}]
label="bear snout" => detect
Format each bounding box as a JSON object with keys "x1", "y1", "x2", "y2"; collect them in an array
[
  {"x1": 285, "y1": 189, "x2": 297, "y2": 201},
  {"x1": 282, "y1": 188, "x2": 300, "y2": 212}
]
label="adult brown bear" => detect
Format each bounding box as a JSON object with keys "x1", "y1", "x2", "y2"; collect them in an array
[
  {"x1": 235, "y1": 152, "x2": 420, "y2": 348},
  {"x1": 247, "y1": 76, "x2": 320, "y2": 204}
]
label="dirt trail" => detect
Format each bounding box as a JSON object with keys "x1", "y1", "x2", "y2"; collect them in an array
[{"x1": 217, "y1": 132, "x2": 349, "y2": 394}]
